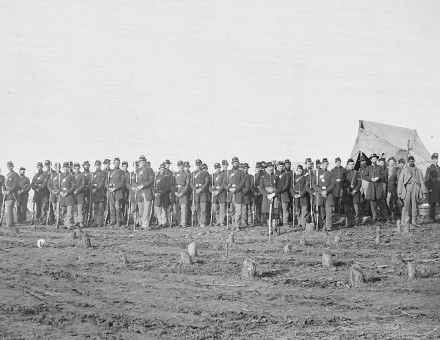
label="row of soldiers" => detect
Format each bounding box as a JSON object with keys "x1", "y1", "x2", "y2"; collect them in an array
[{"x1": 0, "y1": 152, "x2": 438, "y2": 233}]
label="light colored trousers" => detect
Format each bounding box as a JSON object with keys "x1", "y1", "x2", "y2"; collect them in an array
[
  {"x1": 4, "y1": 200, "x2": 15, "y2": 227},
  {"x1": 154, "y1": 206, "x2": 168, "y2": 225},
  {"x1": 402, "y1": 183, "x2": 421, "y2": 226},
  {"x1": 139, "y1": 200, "x2": 152, "y2": 229},
  {"x1": 74, "y1": 203, "x2": 84, "y2": 224}
]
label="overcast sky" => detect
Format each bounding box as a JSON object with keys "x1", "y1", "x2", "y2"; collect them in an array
[{"x1": 1, "y1": 0, "x2": 440, "y2": 174}]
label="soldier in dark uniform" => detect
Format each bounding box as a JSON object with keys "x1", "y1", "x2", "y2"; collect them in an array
[
  {"x1": 174, "y1": 161, "x2": 191, "y2": 227},
  {"x1": 240, "y1": 163, "x2": 253, "y2": 228},
  {"x1": 190, "y1": 159, "x2": 210, "y2": 227},
  {"x1": 163, "y1": 160, "x2": 175, "y2": 226},
  {"x1": 386, "y1": 157, "x2": 402, "y2": 224},
  {"x1": 136, "y1": 156, "x2": 155, "y2": 229},
  {"x1": 291, "y1": 165, "x2": 310, "y2": 228},
  {"x1": 226, "y1": 157, "x2": 246, "y2": 231},
  {"x1": 16, "y1": 167, "x2": 30, "y2": 224},
  {"x1": 121, "y1": 161, "x2": 130, "y2": 223},
  {"x1": 313, "y1": 158, "x2": 336, "y2": 231},
  {"x1": 331, "y1": 157, "x2": 347, "y2": 221},
  {"x1": 59, "y1": 162, "x2": 76, "y2": 229},
  {"x1": 358, "y1": 155, "x2": 370, "y2": 220},
  {"x1": 221, "y1": 160, "x2": 231, "y2": 226},
  {"x1": 276, "y1": 161, "x2": 291, "y2": 227},
  {"x1": 82, "y1": 161, "x2": 92, "y2": 224},
  {"x1": 126, "y1": 161, "x2": 140, "y2": 227},
  {"x1": 31, "y1": 162, "x2": 49, "y2": 223},
  {"x1": 253, "y1": 162, "x2": 264, "y2": 226},
  {"x1": 107, "y1": 158, "x2": 125, "y2": 227},
  {"x1": 425, "y1": 153, "x2": 440, "y2": 222},
  {"x1": 341, "y1": 159, "x2": 362, "y2": 227},
  {"x1": 73, "y1": 163, "x2": 86, "y2": 228},
  {"x1": 259, "y1": 162, "x2": 279, "y2": 234},
  {"x1": 102, "y1": 158, "x2": 111, "y2": 223},
  {"x1": 363, "y1": 154, "x2": 387, "y2": 223},
  {"x1": 44, "y1": 160, "x2": 57, "y2": 223},
  {"x1": 48, "y1": 163, "x2": 61, "y2": 226},
  {"x1": 209, "y1": 162, "x2": 227, "y2": 227},
  {"x1": 3, "y1": 162, "x2": 19, "y2": 231},
  {"x1": 154, "y1": 163, "x2": 172, "y2": 227},
  {"x1": 91, "y1": 160, "x2": 106, "y2": 227}
]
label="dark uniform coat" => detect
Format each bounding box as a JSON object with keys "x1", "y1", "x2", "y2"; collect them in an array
[
  {"x1": 174, "y1": 171, "x2": 191, "y2": 204},
  {"x1": 107, "y1": 168, "x2": 125, "y2": 201},
  {"x1": 59, "y1": 173, "x2": 76, "y2": 206},
  {"x1": 91, "y1": 170, "x2": 106, "y2": 203},
  {"x1": 241, "y1": 173, "x2": 253, "y2": 205},
  {"x1": 31, "y1": 171, "x2": 48, "y2": 203},
  {"x1": 259, "y1": 172, "x2": 278, "y2": 214},
  {"x1": 3, "y1": 171, "x2": 19, "y2": 201},
  {"x1": 137, "y1": 166, "x2": 155, "y2": 202},
  {"x1": 74, "y1": 172, "x2": 86, "y2": 204},
  {"x1": 154, "y1": 172, "x2": 171, "y2": 207},
  {"x1": 291, "y1": 174, "x2": 310, "y2": 207},
  {"x1": 425, "y1": 164, "x2": 440, "y2": 203},
  {"x1": 210, "y1": 171, "x2": 227, "y2": 204},
  {"x1": 363, "y1": 164, "x2": 386, "y2": 201},
  {"x1": 312, "y1": 169, "x2": 336, "y2": 206},
  {"x1": 190, "y1": 169, "x2": 210, "y2": 202},
  {"x1": 277, "y1": 170, "x2": 291, "y2": 203},
  {"x1": 341, "y1": 169, "x2": 362, "y2": 204},
  {"x1": 18, "y1": 175, "x2": 31, "y2": 196},
  {"x1": 331, "y1": 166, "x2": 347, "y2": 199},
  {"x1": 225, "y1": 168, "x2": 246, "y2": 203}
]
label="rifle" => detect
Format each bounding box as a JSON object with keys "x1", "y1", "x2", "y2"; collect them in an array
[
  {"x1": 226, "y1": 169, "x2": 229, "y2": 229},
  {"x1": 309, "y1": 165, "x2": 316, "y2": 226},
  {"x1": 104, "y1": 171, "x2": 111, "y2": 225},
  {"x1": 315, "y1": 167, "x2": 321, "y2": 230},
  {"x1": 126, "y1": 171, "x2": 132, "y2": 228},
  {"x1": 149, "y1": 171, "x2": 157, "y2": 226},
  {"x1": 191, "y1": 174, "x2": 195, "y2": 228},
  {"x1": 56, "y1": 171, "x2": 61, "y2": 229},
  {"x1": 292, "y1": 171, "x2": 297, "y2": 227},
  {"x1": 46, "y1": 171, "x2": 53, "y2": 225},
  {"x1": 87, "y1": 173, "x2": 94, "y2": 227}
]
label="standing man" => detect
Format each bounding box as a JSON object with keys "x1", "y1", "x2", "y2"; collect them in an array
[
  {"x1": 136, "y1": 156, "x2": 155, "y2": 230},
  {"x1": 331, "y1": 157, "x2": 347, "y2": 222},
  {"x1": 398, "y1": 156, "x2": 427, "y2": 228},
  {"x1": 16, "y1": 167, "x2": 31, "y2": 224},
  {"x1": 276, "y1": 161, "x2": 291, "y2": 228},
  {"x1": 47, "y1": 163, "x2": 61, "y2": 226},
  {"x1": 253, "y1": 162, "x2": 264, "y2": 226},
  {"x1": 91, "y1": 160, "x2": 106, "y2": 227},
  {"x1": 284, "y1": 159, "x2": 293, "y2": 224},
  {"x1": 73, "y1": 163, "x2": 86, "y2": 228},
  {"x1": 221, "y1": 160, "x2": 230, "y2": 226},
  {"x1": 291, "y1": 165, "x2": 310, "y2": 229},
  {"x1": 31, "y1": 162, "x2": 49, "y2": 224},
  {"x1": 312, "y1": 158, "x2": 336, "y2": 231},
  {"x1": 126, "y1": 161, "x2": 140, "y2": 227},
  {"x1": 342, "y1": 159, "x2": 362, "y2": 227},
  {"x1": 59, "y1": 162, "x2": 76, "y2": 230},
  {"x1": 121, "y1": 161, "x2": 130, "y2": 223},
  {"x1": 174, "y1": 161, "x2": 191, "y2": 227},
  {"x1": 82, "y1": 161, "x2": 92, "y2": 223},
  {"x1": 102, "y1": 158, "x2": 111, "y2": 224},
  {"x1": 226, "y1": 157, "x2": 246, "y2": 231},
  {"x1": 386, "y1": 157, "x2": 402, "y2": 224},
  {"x1": 154, "y1": 163, "x2": 172, "y2": 227},
  {"x1": 2, "y1": 162, "x2": 19, "y2": 231},
  {"x1": 363, "y1": 154, "x2": 387, "y2": 223},
  {"x1": 259, "y1": 162, "x2": 279, "y2": 233},
  {"x1": 209, "y1": 162, "x2": 227, "y2": 227},
  {"x1": 44, "y1": 160, "x2": 56, "y2": 223},
  {"x1": 240, "y1": 163, "x2": 253, "y2": 228},
  {"x1": 163, "y1": 160, "x2": 175, "y2": 225},
  {"x1": 190, "y1": 159, "x2": 210, "y2": 227},
  {"x1": 425, "y1": 153, "x2": 440, "y2": 222},
  {"x1": 107, "y1": 158, "x2": 125, "y2": 227}
]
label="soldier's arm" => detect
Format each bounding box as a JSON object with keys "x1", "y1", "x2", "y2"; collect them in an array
[
  {"x1": 425, "y1": 168, "x2": 432, "y2": 189},
  {"x1": 65, "y1": 177, "x2": 76, "y2": 195},
  {"x1": 23, "y1": 178, "x2": 31, "y2": 194},
  {"x1": 76, "y1": 175, "x2": 86, "y2": 193},
  {"x1": 258, "y1": 176, "x2": 269, "y2": 197},
  {"x1": 199, "y1": 173, "x2": 209, "y2": 192},
  {"x1": 181, "y1": 174, "x2": 190, "y2": 194},
  {"x1": 31, "y1": 175, "x2": 37, "y2": 190},
  {"x1": 326, "y1": 173, "x2": 336, "y2": 193}
]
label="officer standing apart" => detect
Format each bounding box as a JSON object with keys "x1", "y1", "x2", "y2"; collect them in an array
[
  {"x1": 136, "y1": 156, "x2": 155, "y2": 230},
  {"x1": 226, "y1": 157, "x2": 246, "y2": 231},
  {"x1": 59, "y1": 162, "x2": 76, "y2": 229},
  {"x1": 425, "y1": 153, "x2": 440, "y2": 222},
  {"x1": 3, "y1": 162, "x2": 19, "y2": 231},
  {"x1": 313, "y1": 158, "x2": 336, "y2": 231}
]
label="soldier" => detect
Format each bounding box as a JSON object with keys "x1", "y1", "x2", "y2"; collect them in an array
[
  {"x1": 240, "y1": 163, "x2": 253, "y2": 228},
  {"x1": 253, "y1": 162, "x2": 264, "y2": 226},
  {"x1": 425, "y1": 153, "x2": 440, "y2": 222},
  {"x1": 174, "y1": 161, "x2": 191, "y2": 227},
  {"x1": 126, "y1": 161, "x2": 140, "y2": 227},
  {"x1": 291, "y1": 165, "x2": 310, "y2": 228},
  {"x1": 163, "y1": 160, "x2": 175, "y2": 225},
  {"x1": 106, "y1": 158, "x2": 125, "y2": 227},
  {"x1": 358, "y1": 155, "x2": 370, "y2": 219},
  {"x1": 312, "y1": 158, "x2": 335, "y2": 231},
  {"x1": 398, "y1": 156, "x2": 427, "y2": 228},
  {"x1": 44, "y1": 160, "x2": 57, "y2": 223},
  {"x1": 276, "y1": 161, "x2": 291, "y2": 227},
  {"x1": 284, "y1": 160, "x2": 293, "y2": 223},
  {"x1": 121, "y1": 161, "x2": 130, "y2": 223},
  {"x1": 2, "y1": 162, "x2": 19, "y2": 231},
  {"x1": 209, "y1": 163, "x2": 227, "y2": 227},
  {"x1": 47, "y1": 163, "x2": 61, "y2": 226},
  {"x1": 31, "y1": 162, "x2": 49, "y2": 224},
  {"x1": 331, "y1": 157, "x2": 347, "y2": 222},
  {"x1": 91, "y1": 160, "x2": 106, "y2": 227},
  {"x1": 190, "y1": 159, "x2": 210, "y2": 227},
  {"x1": 387, "y1": 157, "x2": 402, "y2": 224},
  {"x1": 16, "y1": 167, "x2": 30, "y2": 224},
  {"x1": 0, "y1": 169, "x2": 4, "y2": 219},
  {"x1": 341, "y1": 159, "x2": 362, "y2": 227},
  {"x1": 102, "y1": 158, "x2": 111, "y2": 224},
  {"x1": 304, "y1": 158, "x2": 314, "y2": 222},
  {"x1": 59, "y1": 162, "x2": 76, "y2": 229},
  {"x1": 363, "y1": 154, "x2": 387, "y2": 223},
  {"x1": 154, "y1": 163, "x2": 172, "y2": 227},
  {"x1": 136, "y1": 156, "x2": 155, "y2": 229},
  {"x1": 226, "y1": 157, "x2": 246, "y2": 231},
  {"x1": 82, "y1": 161, "x2": 92, "y2": 223},
  {"x1": 259, "y1": 162, "x2": 279, "y2": 233},
  {"x1": 73, "y1": 163, "x2": 86, "y2": 228}
]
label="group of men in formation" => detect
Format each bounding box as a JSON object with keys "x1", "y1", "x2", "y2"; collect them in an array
[{"x1": 1, "y1": 151, "x2": 439, "y2": 234}]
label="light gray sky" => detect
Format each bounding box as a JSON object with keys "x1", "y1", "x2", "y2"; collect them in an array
[{"x1": 1, "y1": 0, "x2": 440, "y2": 174}]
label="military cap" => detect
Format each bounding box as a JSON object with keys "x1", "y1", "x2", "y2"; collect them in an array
[
  {"x1": 322, "y1": 158, "x2": 329, "y2": 164},
  {"x1": 232, "y1": 157, "x2": 239, "y2": 163},
  {"x1": 243, "y1": 163, "x2": 249, "y2": 168},
  {"x1": 266, "y1": 162, "x2": 274, "y2": 167},
  {"x1": 297, "y1": 164, "x2": 304, "y2": 170},
  {"x1": 398, "y1": 158, "x2": 405, "y2": 164},
  {"x1": 159, "y1": 163, "x2": 165, "y2": 169},
  {"x1": 387, "y1": 157, "x2": 396, "y2": 162},
  {"x1": 360, "y1": 155, "x2": 367, "y2": 162},
  {"x1": 73, "y1": 162, "x2": 80, "y2": 168},
  {"x1": 102, "y1": 159, "x2": 110, "y2": 164},
  {"x1": 19, "y1": 167, "x2": 26, "y2": 171},
  {"x1": 261, "y1": 161, "x2": 267, "y2": 167},
  {"x1": 432, "y1": 153, "x2": 438, "y2": 159},
  {"x1": 134, "y1": 161, "x2": 139, "y2": 166},
  {"x1": 315, "y1": 159, "x2": 321, "y2": 165},
  {"x1": 95, "y1": 160, "x2": 102, "y2": 165},
  {"x1": 184, "y1": 161, "x2": 190, "y2": 167},
  {"x1": 221, "y1": 160, "x2": 229, "y2": 165},
  {"x1": 277, "y1": 161, "x2": 284, "y2": 166},
  {"x1": 138, "y1": 155, "x2": 146, "y2": 162},
  {"x1": 83, "y1": 161, "x2": 90, "y2": 166},
  {"x1": 122, "y1": 161, "x2": 128, "y2": 166},
  {"x1": 407, "y1": 155, "x2": 415, "y2": 161},
  {"x1": 284, "y1": 159, "x2": 291, "y2": 164},
  {"x1": 335, "y1": 157, "x2": 341, "y2": 162},
  {"x1": 369, "y1": 153, "x2": 379, "y2": 160},
  {"x1": 379, "y1": 157, "x2": 385, "y2": 162},
  {"x1": 256, "y1": 162, "x2": 262, "y2": 168},
  {"x1": 177, "y1": 160, "x2": 183, "y2": 166},
  {"x1": 214, "y1": 162, "x2": 221, "y2": 169},
  {"x1": 37, "y1": 162, "x2": 43, "y2": 167},
  {"x1": 114, "y1": 157, "x2": 120, "y2": 162},
  {"x1": 347, "y1": 158, "x2": 355, "y2": 164},
  {"x1": 62, "y1": 162, "x2": 70, "y2": 167},
  {"x1": 44, "y1": 160, "x2": 51, "y2": 165},
  {"x1": 305, "y1": 157, "x2": 312, "y2": 163},
  {"x1": 164, "y1": 159, "x2": 172, "y2": 164},
  {"x1": 195, "y1": 159, "x2": 202, "y2": 166},
  {"x1": 7, "y1": 161, "x2": 13, "y2": 166}
]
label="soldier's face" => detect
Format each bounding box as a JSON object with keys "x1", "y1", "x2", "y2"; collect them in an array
[
  {"x1": 232, "y1": 161, "x2": 239, "y2": 169},
  {"x1": 114, "y1": 160, "x2": 120, "y2": 168},
  {"x1": 74, "y1": 166, "x2": 80, "y2": 173},
  {"x1": 371, "y1": 157, "x2": 377, "y2": 165},
  {"x1": 8, "y1": 165, "x2": 13, "y2": 172},
  {"x1": 63, "y1": 166, "x2": 69, "y2": 173},
  {"x1": 306, "y1": 161, "x2": 311, "y2": 169},
  {"x1": 347, "y1": 162, "x2": 354, "y2": 170},
  {"x1": 19, "y1": 170, "x2": 25, "y2": 175},
  {"x1": 165, "y1": 164, "x2": 170, "y2": 169},
  {"x1": 433, "y1": 158, "x2": 438, "y2": 165},
  {"x1": 160, "y1": 168, "x2": 164, "y2": 175},
  {"x1": 388, "y1": 160, "x2": 395, "y2": 167},
  {"x1": 277, "y1": 165, "x2": 283, "y2": 172},
  {"x1": 178, "y1": 165, "x2": 184, "y2": 171},
  {"x1": 83, "y1": 165, "x2": 90, "y2": 171},
  {"x1": 296, "y1": 168, "x2": 303, "y2": 176},
  {"x1": 336, "y1": 161, "x2": 341, "y2": 167},
  {"x1": 122, "y1": 165, "x2": 128, "y2": 171},
  {"x1": 37, "y1": 165, "x2": 43, "y2": 171},
  {"x1": 95, "y1": 164, "x2": 101, "y2": 171},
  {"x1": 267, "y1": 166, "x2": 274, "y2": 173},
  {"x1": 45, "y1": 165, "x2": 51, "y2": 171},
  {"x1": 222, "y1": 165, "x2": 228, "y2": 171},
  {"x1": 139, "y1": 161, "x2": 146, "y2": 168},
  {"x1": 104, "y1": 164, "x2": 110, "y2": 169},
  {"x1": 409, "y1": 159, "x2": 415, "y2": 167},
  {"x1": 322, "y1": 162, "x2": 328, "y2": 170},
  {"x1": 285, "y1": 163, "x2": 291, "y2": 170},
  {"x1": 215, "y1": 167, "x2": 220, "y2": 173}
]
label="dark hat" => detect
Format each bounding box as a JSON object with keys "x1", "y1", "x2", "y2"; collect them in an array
[
  {"x1": 73, "y1": 162, "x2": 80, "y2": 168},
  {"x1": 37, "y1": 162, "x2": 43, "y2": 167},
  {"x1": 322, "y1": 158, "x2": 329, "y2": 164},
  {"x1": 221, "y1": 160, "x2": 229, "y2": 166},
  {"x1": 195, "y1": 159, "x2": 202, "y2": 166},
  {"x1": 360, "y1": 155, "x2": 367, "y2": 162},
  {"x1": 139, "y1": 155, "x2": 146, "y2": 162},
  {"x1": 261, "y1": 161, "x2": 267, "y2": 167},
  {"x1": 83, "y1": 161, "x2": 90, "y2": 166},
  {"x1": 164, "y1": 159, "x2": 172, "y2": 164},
  {"x1": 297, "y1": 164, "x2": 304, "y2": 170},
  {"x1": 62, "y1": 162, "x2": 70, "y2": 167},
  {"x1": 266, "y1": 162, "x2": 274, "y2": 167},
  {"x1": 134, "y1": 161, "x2": 139, "y2": 166},
  {"x1": 284, "y1": 159, "x2": 291, "y2": 164},
  {"x1": 122, "y1": 161, "x2": 128, "y2": 166},
  {"x1": 432, "y1": 153, "x2": 438, "y2": 159},
  {"x1": 114, "y1": 157, "x2": 120, "y2": 162},
  {"x1": 19, "y1": 167, "x2": 26, "y2": 171},
  {"x1": 379, "y1": 157, "x2": 385, "y2": 162},
  {"x1": 305, "y1": 157, "x2": 312, "y2": 163},
  {"x1": 277, "y1": 161, "x2": 284, "y2": 166},
  {"x1": 103, "y1": 159, "x2": 111, "y2": 164},
  {"x1": 214, "y1": 162, "x2": 221, "y2": 169},
  {"x1": 315, "y1": 159, "x2": 321, "y2": 166},
  {"x1": 335, "y1": 157, "x2": 341, "y2": 162},
  {"x1": 44, "y1": 160, "x2": 51, "y2": 165},
  {"x1": 7, "y1": 161, "x2": 13, "y2": 166},
  {"x1": 95, "y1": 160, "x2": 101, "y2": 165},
  {"x1": 177, "y1": 160, "x2": 183, "y2": 166},
  {"x1": 369, "y1": 153, "x2": 379, "y2": 160},
  {"x1": 398, "y1": 158, "x2": 405, "y2": 164},
  {"x1": 255, "y1": 162, "x2": 261, "y2": 168},
  {"x1": 243, "y1": 163, "x2": 249, "y2": 168},
  {"x1": 388, "y1": 157, "x2": 396, "y2": 162},
  {"x1": 232, "y1": 157, "x2": 239, "y2": 163},
  {"x1": 184, "y1": 161, "x2": 190, "y2": 167},
  {"x1": 407, "y1": 155, "x2": 415, "y2": 161},
  {"x1": 347, "y1": 158, "x2": 354, "y2": 164}
]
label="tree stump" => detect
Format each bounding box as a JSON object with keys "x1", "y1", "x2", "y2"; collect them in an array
[
  {"x1": 375, "y1": 226, "x2": 381, "y2": 245},
  {"x1": 283, "y1": 244, "x2": 292, "y2": 254},
  {"x1": 305, "y1": 224, "x2": 314, "y2": 234},
  {"x1": 188, "y1": 242, "x2": 197, "y2": 257},
  {"x1": 71, "y1": 231, "x2": 78, "y2": 240},
  {"x1": 349, "y1": 264, "x2": 364, "y2": 287},
  {"x1": 407, "y1": 259, "x2": 416, "y2": 280},
  {"x1": 81, "y1": 234, "x2": 91, "y2": 248},
  {"x1": 180, "y1": 250, "x2": 193, "y2": 265},
  {"x1": 402, "y1": 224, "x2": 410, "y2": 234},
  {"x1": 299, "y1": 236, "x2": 307, "y2": 246},
  {"x1": 119, "y1": 250, "x2": 128, "y2": 266},
  {"x1": 242, "y1": 258, "x2": 257, "y2": 279},
  {"x1": 322, "y1": 251, "x2": 334, "y2": 268},
  {"x1": 396, "y1": 219, "x2": 401, "y2": 233}
]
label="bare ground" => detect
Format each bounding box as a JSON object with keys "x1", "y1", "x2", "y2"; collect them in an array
[{"x1": 0, "y1": 220, "x2": 439, "y2": 339}]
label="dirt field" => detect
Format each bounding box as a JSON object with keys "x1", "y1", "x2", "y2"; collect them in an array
[{"x1": 0, "y1": 220, "x2": 439, "y2": 339}]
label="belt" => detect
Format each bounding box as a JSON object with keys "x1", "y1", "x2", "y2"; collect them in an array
[
  {"x1": 321, "y1": 186, "x2": 327, "y2": 190},
  {"x1": 195, "y1": 184, "x2": 202, "y2": 188},
  {"x1": 216, "y1": 186, "x2": 221, "y2": 189},
  {"x1": 336, "y1": 179, "x2": 341, "y2": 182}
]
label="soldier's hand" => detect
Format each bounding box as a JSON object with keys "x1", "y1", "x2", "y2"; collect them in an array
[
  {"x1": 229, "y1": 188, "x2": 236, "y2": 193},
  {"x1": 294, "y1": 194, "x2": 300, "y2": 199},
  {"x1": 351, "y1": 190, "x2": 356, "y2": 196}
]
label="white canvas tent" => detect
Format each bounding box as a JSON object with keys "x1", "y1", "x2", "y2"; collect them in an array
[{"x1": 350, "y1": 120, "x2": 431, "y2": 172}]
